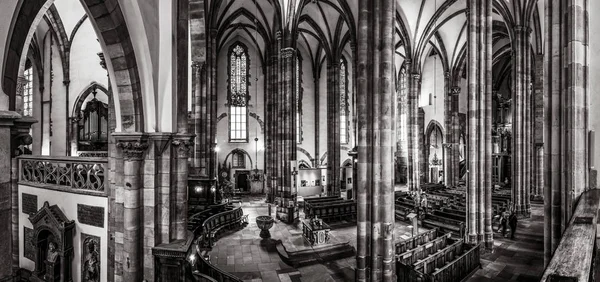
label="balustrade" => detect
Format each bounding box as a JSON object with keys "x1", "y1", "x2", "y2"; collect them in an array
[{"x1": 18, "y1": 156, "x2": 107, "y2": 194}]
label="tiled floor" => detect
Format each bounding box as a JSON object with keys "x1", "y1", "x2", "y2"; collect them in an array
[{"x1": 208, "y1": 197, "x2": 545, "y2": 282}]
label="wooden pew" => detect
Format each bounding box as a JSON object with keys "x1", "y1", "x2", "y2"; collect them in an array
[
  {"x1": 200, "y1": 207, "x2": 246, "y2": 247},
  {"x1": 413, "y1": 240, "x2": 464, "y2": 275},
  {"x1": 394, "y1": 229, "x2": 439, "y2": 254},
  {"x1": 422, "y1": 214, "x2": 465, "y2": 238},
  {"x1": 305, "y1": 199, "x2": 353, "y2": 218},
  {"x1": 396, "y1": 233, "x2": 453, "y2": 265},
  {"x1": 431, "y1": 243, "x2": 481, "y2": 282},
  {"x1": 310, "y1": 201, "x2": 357, "y2": 223}
]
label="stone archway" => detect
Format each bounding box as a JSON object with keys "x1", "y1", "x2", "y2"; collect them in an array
[{"x1": 3, "y1": 0, "x2": 145, "y2": 132}]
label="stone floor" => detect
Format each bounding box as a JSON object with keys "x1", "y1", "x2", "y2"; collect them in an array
[
  {"x1": 466, "y1": 202, "x2": 545, "y2": 282},
  {"x1": 207, "y1": 196, "x2": 426, "y2": 282},
  {"x1": 207, "y1": 196, "x2": 545, "y2": 282}
]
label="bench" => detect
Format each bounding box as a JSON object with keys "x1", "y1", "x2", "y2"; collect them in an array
[
  {"x1": 422, "y1": 214, "x2": 465, "y2": 238},
  {"x1": 310, "y1": 201, "x2": 357, "y2": 223},
  {"x1": 394, "y1": 229, "x2": 439, "y2": 254},
  {"x1": 306, "y1": 199, "x2": 354, "y2": 218},
  {"x1": 430, "y1": 243, "x2": 481, "y2": 282},
  {"x1": 396, "y1": 233, "x2": 453, "y2": 265},
  {"x1": 432, "y1": 210, "x2": 466, "y2": 222},
  {"x1": 413, "y1": 240, "x2": 465, "y2": 275}
]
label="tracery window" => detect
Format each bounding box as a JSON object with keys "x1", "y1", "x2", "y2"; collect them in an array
[
  {"x1": 229, "y1": 43, "x2": 250, "y2": 142},
  {"x1": 340, "y1": 58, "x2": 349, "y2": 144},
  {"x1": 232, "y1": 151, "x2": 245, "y2": 168},
  {"x1": 296, "y1": 53, "x2": 303, "y2": 144},
  {"x1": 23, "y1": 66, "x2": 33, "y2": 117}
]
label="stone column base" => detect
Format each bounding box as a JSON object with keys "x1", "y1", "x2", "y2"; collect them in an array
[{"x1": 152, "y1": 233, "x2": 195, "y2": 282}]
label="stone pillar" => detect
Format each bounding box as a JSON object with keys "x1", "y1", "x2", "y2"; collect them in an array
[
  {"x1": 544, "y1": 0, "x2": 589, "y2": 265},
  {"x1": 191, "y1": 61, "x2": 206, "y2": 176},
  {"x1": 419, "y1": 108, "x2": 426, "y2": 184},
  {"x1": 396, "y1": 73, "x2": 408, "y2": 184},
  {"x1": 356, "y1": 0, "x2": 396, "y2": 280},
  {"x1": 0, "y1": 111, "x2": 20, "y2": 279},
  {"x1": 171, "y1": 135, "x2": 194, "y2": 240},
  {"x1": 407, "y1": 72, "x2": 422, "y2": 192},
  {"x1": 274, "y1": 47, "x2": 298, "y2": 224},
  {"x1": 512, "y1": 24, "x2": 533, "y2": 217},
  {"x1": 327, "y1": 61, "x2": 341, "y2": 196},
  {"x1": 265, "y1": 50, "x2": 278, "y2": 203},
  {"x1": 114, "y1": 134, "x2": 148, "y2": 282},
  {"x1": 533, "y1": 53, "x2": 544, "y2": 199},
  {"x1": 466, "y1": 0, "x2": 493, "y2": 248}
]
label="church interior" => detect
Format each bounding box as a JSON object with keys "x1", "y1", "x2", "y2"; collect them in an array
[{"x1": 0, "y1": 0, "x2": 599, "y2": 281}]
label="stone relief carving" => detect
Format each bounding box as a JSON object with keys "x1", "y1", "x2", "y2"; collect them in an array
[{"x1": 81, "y1": 234, "x2": 100, "y2": 282}]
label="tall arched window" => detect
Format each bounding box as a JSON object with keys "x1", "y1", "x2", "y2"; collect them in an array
[
  {"x1": 228, "y1": 43, "x2": 250, "y2": 142},
  {"x1": 296, "y1": 53, "x2": 303, "y2": 144},
  {"x1": 340, "y1": 57, "x2": 349, "y2": 144},
  {"x1": 23, "y1": 65, "x2": 33, "y2": 117}
]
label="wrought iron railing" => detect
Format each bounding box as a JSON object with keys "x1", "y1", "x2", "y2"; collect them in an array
[{"x1": 19, "y1": 156, "x2": 107, "y2": 194}]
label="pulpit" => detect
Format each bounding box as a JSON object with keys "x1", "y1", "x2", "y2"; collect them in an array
[{"x1": 302, "y1": 218, "x2": 331, "y2": 245}]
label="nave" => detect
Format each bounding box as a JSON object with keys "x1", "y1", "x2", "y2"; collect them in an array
[{"x1": 0, "y1": 0, "x2": 598, "y2": 282}]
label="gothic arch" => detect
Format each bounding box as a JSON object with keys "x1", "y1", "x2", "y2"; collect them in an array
[
  {"x1": 224, "y1": 148, "x2": 253, "y2": 169},
  {"x1": 3, "y1": 0, "x2": 145, "y2": 132},
  {"x1": 71, "y1": 82, "x2": 109, "y2": 118}
]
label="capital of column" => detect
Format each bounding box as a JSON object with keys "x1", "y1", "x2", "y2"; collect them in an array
[
  {"x1": 444, "y1": 72, "x2": 450, "y2": 79},
  {"x1": 280, "y1": 47, "x2": 295, "y2": 59},
  {"x1": 276, "y1": 30, "x2": 283, "y2": 41},
  {"x1": 172, "y1": 134, "x2": 195, "y2": 156},
  {"x1": 412, "y1": 73, "x2": 421, "y2": 81},
  {"x1": 114, "y1": 133, "x2": 149, "y2": 161},
  {"x1": 450, "y1": 87, "x2": 461, "y2": 96}
]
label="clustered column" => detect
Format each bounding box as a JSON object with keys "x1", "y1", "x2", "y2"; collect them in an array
[
  {"x1": 114, "y1": 135, "x2": 148, "y2": 282},
  {"x1": 512, "y1": 25, "x2": 533, "y2": 217},
  {"x1": 356, "y1": 0, "x2": 396, "y2": 281},
  {"x1": 265, "y1": 47, "x2": 279, "y2": 202},
  {"x1": 532, "y1": 53, "x2": 544, "y2": 199},
  {"x1": 448, "y1": 86, "x2": 461, "y2": 187},
  {"x1": 327, "y1": 61, "x2": 341, "y2": 196},
  {"x1": 273, "y1": 47, "x2": 298, "y2": 223},
  {"x1": 395, "y1": 74, "x2": 408, "y2": 184},
  {"x1": 544, "y1": 0, "x2": 589, "y2": 265},
  {"x1": 407, "y1": 70, "x2": 422, "y2": 192},
  {"x1": 466, "y1": 0, "x2": 493, "y2": 248}
]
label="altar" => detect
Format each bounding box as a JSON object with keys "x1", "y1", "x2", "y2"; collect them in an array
[{"x1": 302, "y1": 218, "x2": 331, "y2": 245}]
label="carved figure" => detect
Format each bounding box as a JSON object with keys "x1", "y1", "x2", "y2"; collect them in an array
[
  {"x1": 46, "y1": 242, "x2": 59, "y2": 263},
  {"x1": 84, "y1": 241, "x2": 100, "y2": 282}
]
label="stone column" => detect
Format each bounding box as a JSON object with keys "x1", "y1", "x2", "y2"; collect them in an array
[
  {"x1": 356, "y1": 0, "x2": 396, "y2": 280},
  {"x1": 327, "y1": 61, "x2": 341, "y2": 196},
  {"x1": 407, "y1": 72, "x2": 422, "y2": 192},
  {"x1": 191, "y1": 61, "x2": 207, "y2": 176},
  {"x1": 544, "y1": 0, "x2": 589, "y2": 265},
  {"x1": 533, "y1": 53, "x2": 544, "y2": 199},
  {"x1": 171, "y1": 135, "x2": 194, "y2": 240},
  {"x1": 265, "y1": 50, "x2": 278, "y2": 203},
  {"x1": 512, "y1": 24, "x2": 533, "y2": 217},
  {"x1": 396, "y1": 73, "x2": 408, "y2": 184},
  {"x1": 274, "y1": 47, "x2": 298, "y2": 223},
  {"x1": 114, "y1": 134, "x2": 148, "y2": 282},
  {"x1": 0, "y1": 111, "x2": 20, "y2": 278},
  {"x1": 466, "y1": 0, "x2": 493, "y2": 248}
]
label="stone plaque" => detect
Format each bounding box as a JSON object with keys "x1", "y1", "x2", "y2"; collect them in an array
[
  {"x1": 23, "y1": 227, "x2": 34, "y2": 261},
  {"x1": 77, "y1": 204, "x2": 104, "y2": 228},
  {"x1": 81, "y1": 233, "x2": 100, "y2": 282},
  {"x1": 22, "y1": 193, "x2": 37, "y2": 215}
]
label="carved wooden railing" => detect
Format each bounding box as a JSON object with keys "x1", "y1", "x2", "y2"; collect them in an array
[
  {"x1": 18, "y1": 156, "x2": 107, "y2": 195},
  {"x1": 541, "y1": 189, "x2": 600, "y2": 282},
  {"x1": 77, "y1": 151, "x2": 108, "y2": 158}
]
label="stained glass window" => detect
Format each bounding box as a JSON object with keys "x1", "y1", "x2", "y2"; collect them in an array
[
  {"x1": 296, "y1": 53, "x2": 302, "y2": 144},
  {"x1": 340, "y1": 58, "x2": 349, "y2": 144},
  {"x1": 232, "y1": 151, "x2": 245, "y2": 168},
  {"x1": 229, "y1": 43, "x2": 249, "y2": 142},
  {"x1": 23, "y1": 67, "x2": 33, "y2": 117}
]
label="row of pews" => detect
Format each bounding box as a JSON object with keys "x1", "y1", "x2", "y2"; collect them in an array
[
  {"x1": 395, "y1": 185, "x2": 512, "y2": 237},
  {"x1": 304, "y1": 196, "x2": 357, "y2": 223},
  {"x1": 396, "y1": 229, "x2": 481, "y2": 282}
]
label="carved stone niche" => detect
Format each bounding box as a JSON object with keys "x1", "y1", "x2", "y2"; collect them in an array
[{"x1": 29, "y1": 201, "x2": 75, "y2": 282}]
